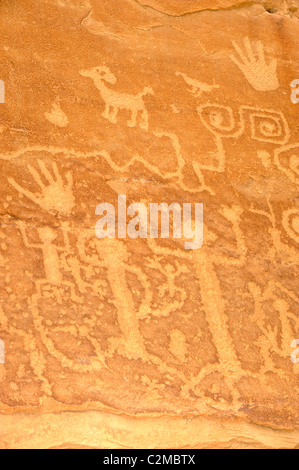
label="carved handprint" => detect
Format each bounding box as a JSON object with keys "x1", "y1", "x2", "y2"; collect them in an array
[
  {"x1": 230, "y1": 37, "x2": 279, "y2": 91},
  {"x1": 8, "y1": 160, "x2": 75, "y2": 215}
]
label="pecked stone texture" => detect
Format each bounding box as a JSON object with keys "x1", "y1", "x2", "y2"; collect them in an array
[{"x1": 0, "y1": 0, "x2": 298, "y2": 449}]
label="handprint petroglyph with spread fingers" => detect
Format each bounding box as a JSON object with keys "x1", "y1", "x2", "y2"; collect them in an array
[
  {"x1": 230, "y1": 37, "x2": 279, "y2": 91},
  {"x1": 8, "y1": 160, "x2": 75, "y2": 215}
]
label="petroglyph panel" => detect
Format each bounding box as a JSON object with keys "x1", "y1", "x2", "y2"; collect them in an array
[{"x1": 0, "y1": 0, "x2": 298, "y2": 450}]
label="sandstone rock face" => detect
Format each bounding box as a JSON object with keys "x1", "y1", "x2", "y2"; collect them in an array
[{"x1": 0, "y1": 0, "x2": 298, "y2": 449}]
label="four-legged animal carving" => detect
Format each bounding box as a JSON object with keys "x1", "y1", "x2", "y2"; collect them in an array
[{"x1": 80, "y1": 66, "x2": 154, "y2": 130}]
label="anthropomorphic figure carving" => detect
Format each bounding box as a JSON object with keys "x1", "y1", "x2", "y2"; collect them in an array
[
  {"x1": 148, "y1": 206, "x2": 246, "y2": 376},
  {"x1": 250, "y1": 198, "x2": 299, "y2": 265},
  {"x1": 77, "y1": 235, "x2": 152, "y2": 359},
  {"x1": 248, "y1": 280, "x2": 298, "y2": 372}
]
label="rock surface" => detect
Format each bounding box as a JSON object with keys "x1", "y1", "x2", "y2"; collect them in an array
[{"x1": 0, "y1": 0, "x2": 298, "y2": 449}]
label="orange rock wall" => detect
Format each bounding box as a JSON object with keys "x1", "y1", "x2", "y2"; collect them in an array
[{"x1": 0, "y1": 0, "x2": 298, "y2": 449}]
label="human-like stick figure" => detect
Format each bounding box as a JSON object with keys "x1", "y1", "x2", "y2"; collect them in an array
[
  {"x1": 77, "y1": 234, "x2": 190, "y2": 384},
  {"x1": 250, "y1": 197, "x2": 299, "y2": 265},
  {"x1": 147, "y1": 205, "x2": 247, "y2": 378},
  {"x1": 248, "y1": 280, "x2": 298, "y2": 372},
  {"x1": 16, "y1": 222, "x2": 81, "y2": 303},
  {"x1": 7, "y1": 162, "x2": 105, "y2": 375},
  {"x1": 8, "y1": 160, "x2": 80, "y2": 300},
  {"x1": 77, "y1": 235, "x2": 154, "y2": 360}
]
